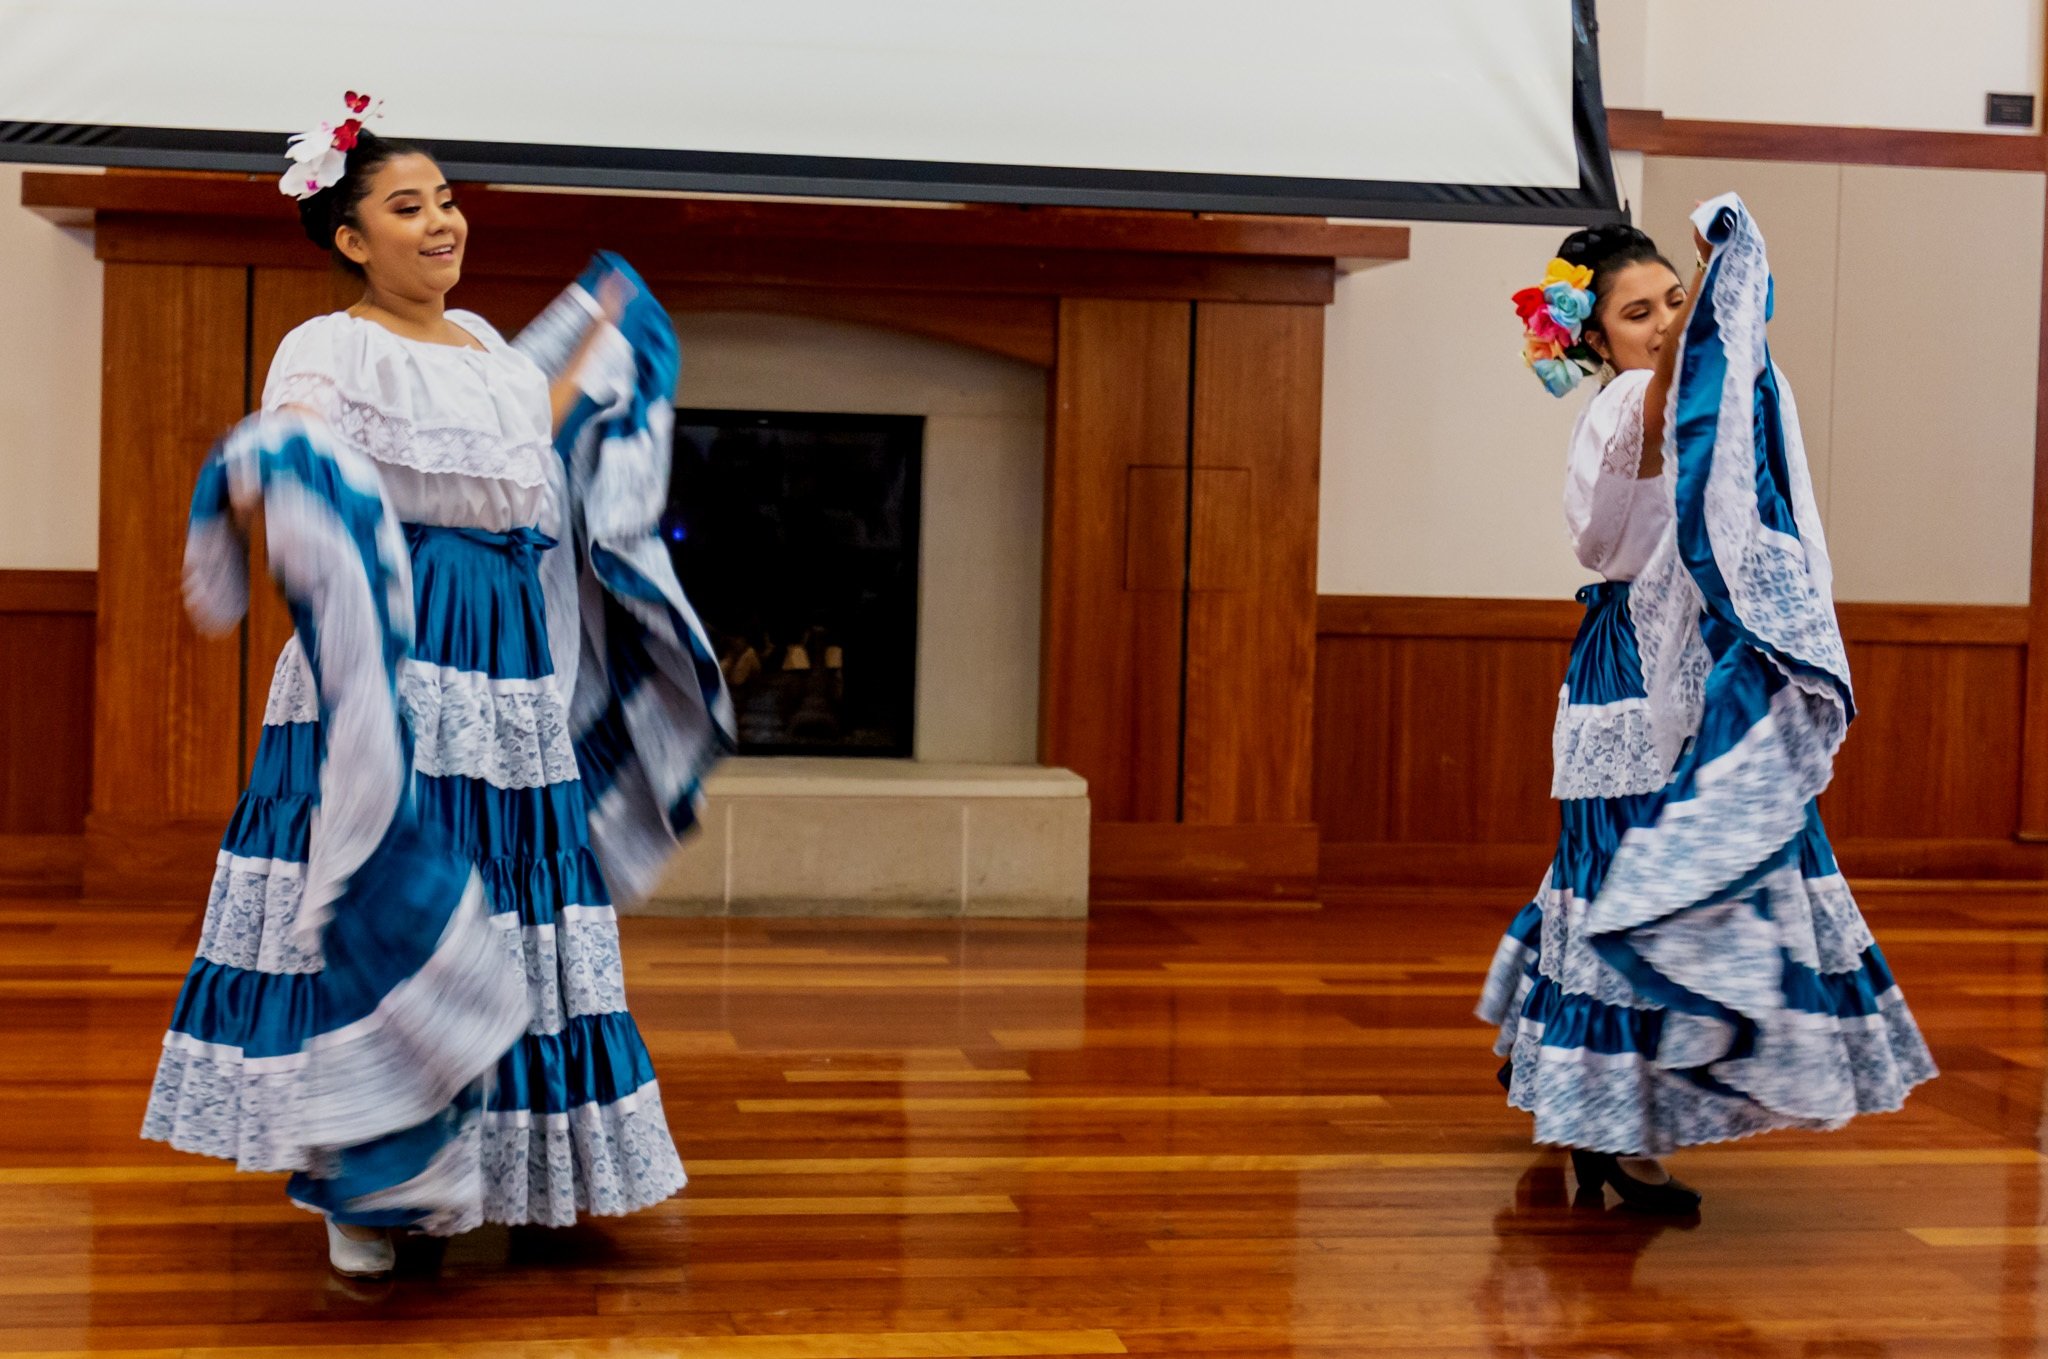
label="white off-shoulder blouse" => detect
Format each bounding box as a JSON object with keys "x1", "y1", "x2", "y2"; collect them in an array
[{"x1": 260, "y1": 309, "x2": 558, "y2": 535}]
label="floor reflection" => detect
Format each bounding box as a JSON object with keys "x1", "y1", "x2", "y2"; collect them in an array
[{"x1": 1480, "y1": 1157, "x2": 1898, "y2": 1359}]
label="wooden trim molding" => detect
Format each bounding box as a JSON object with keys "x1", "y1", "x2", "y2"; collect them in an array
[
  {"x1": 0, "y1": 569, "x2": 95, "y2": 614},
  {"x1": 1608, "y1": 108, "x2": 2045, "y2": 172},
  {"x1": 1834, "y1": 603, "x2": 2031, "y2": 646},
  {"x1": 22, "y1": 172, "x2": 1410, "y2": 264},
  {"x1": 1317, "y1": 594, "x2": 2028, "y2": 646},
  {"x1": 1318, "y1": 595, "x2": 1584, "y2": 641},
  {"x1": 1091, "y1": 822, "x2": 1320, "y2": 903}
]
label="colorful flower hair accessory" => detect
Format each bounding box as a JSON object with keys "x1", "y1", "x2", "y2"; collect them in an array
[
  {"x1": 280, "y1": 91, "x2": 383, "y2": 201},
  {"x1": 1512, "y1": 257, "x2": 1602, "y2": 398}
]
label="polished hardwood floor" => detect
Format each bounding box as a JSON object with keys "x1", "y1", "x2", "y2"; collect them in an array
[{"x1": 2, "y1": 884, "x2": 2044, "y2": 1356}]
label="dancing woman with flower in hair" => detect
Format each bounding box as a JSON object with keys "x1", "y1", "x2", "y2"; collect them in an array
[
  {"x1": 142, "y1": 95, "x2": 734, "y2": 1276},
  {"x1": 1479, "y1": 198, "x2": 1935, "y2": 1213}
]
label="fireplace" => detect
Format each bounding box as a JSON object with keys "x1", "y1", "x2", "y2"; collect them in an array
[
  {"x1": 25, "y1": 170, "x2": 1393, "y2": 905},
  {"x1": 665, "y1": 408, "x2": 925, "y2": 758}
]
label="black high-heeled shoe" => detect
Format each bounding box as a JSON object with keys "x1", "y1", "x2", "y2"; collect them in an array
[{"x1": 1571, "y1": 1150, "x2": 1703, "y2": 1216}]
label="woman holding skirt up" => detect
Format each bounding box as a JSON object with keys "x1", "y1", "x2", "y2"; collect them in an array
[{"x1": 1479, "y1": 197, "x2": 1935, "y2": 1213}]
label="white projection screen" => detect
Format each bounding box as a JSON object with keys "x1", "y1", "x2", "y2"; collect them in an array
[{"x1": 0, "y1": 0, "x2": 1621, "y2": 223}]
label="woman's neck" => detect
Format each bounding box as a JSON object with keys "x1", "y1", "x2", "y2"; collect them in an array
[{"x1": 352, "y1": 287, "x2": 447, "y2": 340}]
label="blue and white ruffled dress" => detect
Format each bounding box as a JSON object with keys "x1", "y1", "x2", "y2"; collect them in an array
[
  {"x1": 144, "y1": 295, "x2": 719, "y2": 1227},
  {"x1": 1478, "y1": 208, "x2": 1935, "y2": 1153}
]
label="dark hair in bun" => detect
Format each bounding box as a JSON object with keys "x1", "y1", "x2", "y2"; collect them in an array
[
  {"x1": 1555, "y1": 223, "x2": 1675, "y2": 334},
  {"x1": 295, "y1": 130, "x2": 431, "y2": 279}
]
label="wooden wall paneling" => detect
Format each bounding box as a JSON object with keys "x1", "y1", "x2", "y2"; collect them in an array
[
  {"x1": 1317, "y1": 595, "x2": 1582, "y2": 640},
  {"x1": 1315, "y1": 596, "x2": 2038, "y2": 885},
  {"x1": 1040, "y1": 299, "x2": 1189, "y2": 824},
  {"x1": 1310, "y1": 632, "x2": 1399, "y2": 844},
  {"x1": 659, "y1": 287, "x2": 1058, "y2": 369},
  {"x1": 1090, "y1": 821, "x2": 1321, "y2": 902},
  {"x1": 0, "y1": 832, "x2": 86, "y2": 896},
  {"x1": 1122, "y1": 468, "x2": 1188, "y2": 593},
  {"x1": 0, "y1": 612, "x2": 95, "y2": 834},
  {"x1": 1823, "y1": 639, "x2": 2026, "y2": 841},
  {"x1": 448, "y1": 276, "x2": 1059, "y2": 372},
  {"x1": 1834, "y1": 602, "x2": 2029, "y2": 645},
  {"x1": 0, "y1": 571, "x2": 96, "y2": 613},
  {"x1": 90, "y1": 264, "x2": 251, "y2": 833},
  {"x1": 1312, "y1": 633, "x2": 1567, "y2": 847},
  {"x1": 94, "y1": 218, "x2": 1341, "y2": 307},
  {"x1": 0, "y1": 573, "x2": 96, "y2": 837},
  {"x1": 1181, "y1": 302, "x2": 1321, "y2": 831}
]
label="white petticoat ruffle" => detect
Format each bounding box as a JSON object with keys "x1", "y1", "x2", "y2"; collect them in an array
[
  {"x1": 1550, "y1": 693, "x2": 1665, "y2": 800},
  {"x1": 401, "y1": 663, "x2": 579, "y2": 791},
  {"x1": 265, "y1": 641, "x2": 581, "y2": 794}
]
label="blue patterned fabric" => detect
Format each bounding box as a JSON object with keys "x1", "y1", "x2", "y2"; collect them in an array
[
  {"x1": 1564, "y1": 582, "x2": 1645, "y2": 707},
  {"x1": 147, "y1": 414, "x2": 531, "y2": 1231},
  {"x1": 514, "y1": 253, "x2": 737, "y2": 907},
  {"x1": 1479, "y1": 197, "x2": 1935, "y2": 1153}
]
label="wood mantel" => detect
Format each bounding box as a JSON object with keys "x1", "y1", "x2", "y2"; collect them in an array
[{"x1": 27, "y1": 170, "x2": 1408, "y2": 902}]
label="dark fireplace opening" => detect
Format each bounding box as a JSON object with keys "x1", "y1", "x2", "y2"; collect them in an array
[{"x1": 663, "y1": 409, "x2": 924, "y2": 758}]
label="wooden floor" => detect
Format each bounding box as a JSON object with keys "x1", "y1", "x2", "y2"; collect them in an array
[{"x1": 4, "y1": 884, "x2": 2046, "y2": 1357}]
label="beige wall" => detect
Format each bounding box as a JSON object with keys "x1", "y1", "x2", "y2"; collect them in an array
[
  {"x1": 1315, "y1": 0, "x2": 2045, "y2": 603},
  {"x1": 1321, "y1": 221, "x2": 1614, "y2": 602},
  {"x1": 0, "y1": 165, "x2": 101, "y2": 569},
  {"x1": 1320, "y1": 159, "x2": 2042, "y2": 602},
  {"x1": 1640, "y1": 0, "x2": 2041, "y2": 132},
  {"x1": 7, "y1": 3, "x2": 2047, "y2": 603},
  {"x1": 1319, "y1": 155, "x2": 1647, "y2": 602},
  {"x1": 674, "y1": 312, "x2": 1045, "y2": 765},
  {"x1": 1596, "y1": 0, "x2": 1651, "y2": 109}
]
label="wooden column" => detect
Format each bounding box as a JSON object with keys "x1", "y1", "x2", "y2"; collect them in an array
[
  {"x1": 1055, "y1": 300, "x2": 1328, "y2": 901},
  {"x1": 85, "y1": 262, "x2": 251, "y2": 897},
  {"x1": 1040, "y1": 298, "x2": 1189, "y2": 826},
  {"x1": 1181, "y1": 301, "x2": 1323, "y2": 892}
]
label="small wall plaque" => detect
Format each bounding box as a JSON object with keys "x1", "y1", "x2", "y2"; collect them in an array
[{"x1": 1986, "y1": 93, "x2": 2035, "y2": 127}]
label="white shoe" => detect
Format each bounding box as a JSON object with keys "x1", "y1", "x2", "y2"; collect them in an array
[{"x1": 325, "y1": 1219, "x2": 396, "y2": 1278}]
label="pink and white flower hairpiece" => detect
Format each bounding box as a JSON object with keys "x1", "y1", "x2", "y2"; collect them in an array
[{"x1": 280, "y1": 91, "x2": 382, "y2": 201}]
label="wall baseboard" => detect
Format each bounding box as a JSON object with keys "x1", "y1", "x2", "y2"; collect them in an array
[
  {"x1": 0, "y1": 834, "x2": 85, "y2": 895},
  {"x1": 1092, "y1": 821, "x2": 1320, "y2": 903}
]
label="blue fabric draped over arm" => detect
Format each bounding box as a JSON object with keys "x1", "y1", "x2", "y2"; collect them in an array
[
  {"x1": 514, "y1": 253, "x2": 736, "y2": 908},
  {"x1": 180, "y1": 413, "x2": 529, "y2": 1229},
  {"x1": 1582, "y1": 194, "x2": 1868, "y2": 1122}
]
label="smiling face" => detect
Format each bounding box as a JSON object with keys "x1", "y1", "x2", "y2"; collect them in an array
[
  {"x1": 1587, "y1": 259, "x2": 1687, "y2": 373},
  {"x1": 333, "y1": 152, "x2": 466, "y2": 300}
]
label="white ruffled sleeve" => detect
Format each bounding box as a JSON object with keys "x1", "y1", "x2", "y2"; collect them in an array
[
  {"x1": 262, "y1": 315, "x2": 348, "y2": 421},
  {"x1": 1563, "y1": 368, "x2": 1667, "y2": 580}
]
